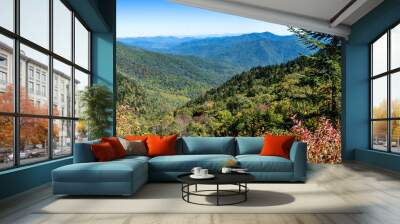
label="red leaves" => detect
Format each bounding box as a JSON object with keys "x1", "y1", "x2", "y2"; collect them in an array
[{"x1": 291, "y1": 116, "x2": 342, "y2": 164}]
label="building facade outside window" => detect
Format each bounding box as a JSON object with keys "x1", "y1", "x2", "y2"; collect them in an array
[
  {"x1": 0, "y1": 0, "x2": 91, "y2": 170},
  {"x1": 0, "y1": 54, "x2": 8, "y2": 91},
  {"x1": 371, "y1": 23, "x2": 400, "y2": 154}
]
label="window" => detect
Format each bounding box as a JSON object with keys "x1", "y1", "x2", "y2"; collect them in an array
[
  {"x1": 371, "y1": 23, "x2": 400, "y2": 153},
  {"x1": 28, "y1": 67, "x2": 34, "y2": 80},
  {"x1": 20, "y1": 0, "x2": 49, "y2": 49},
  {"x1": 75, "y1": 18, "x2": 90, "y2": 70},
  {"x1": 0, "y1": 71, "x2": 7, "y2": 85},
  {"x1": 54, "y1": 89, "x2": 58, "y2": 104},
  {"x1": 0, "y1": 116, "x2": 13, "y2": 170},
  {"x1": 20, "y1": 117, "x2": 49, "y2": 165},
  {"x1": 53, "y1": 59, "x2": 72, "y2": 117},
  {"x1": 53, "y1": 120, "x2": 72, "y2": 158},
  {"x1": 75, "y1": 120, "x2": 88, "y2": 143},
  {"x1": 28, "y1": 81, "x2": 34, "y2": 94},
  {"x1": 0, "y1": 55, "x2": 7, "y2": 67},
  {"x1": 0, "y1": 0, "x2": 91, "y2": 170},
  {"x1": 42, "y1": 85, "x2": 46, "y2": 97},
  {"x1": 391, "y1": 25, "x2": 400, "y2": 70},
  {"x1": 0, "y1": 53, "x2": 7, "y2": 87},
  {"x1": 74, "y1": 69, "x2": 89, "y2": 118},
  {"x1": 53, "y1": 0, "x2": 72, "y2": 60},
  {"x1": 0, "y1": 0, "x2": 14, "y2": 32},
  {"x1": 0, "y1": 34, "x2": 14, "y2": 113},
  {"x1": 0, "y1": 54, "x2": 8, "y2": 88},
  {"x1": 35, "y1": 70, "x2": 41, "y2": 81},
  {"x1": 36, "y1": 84, "x2": 40, "y2": 95}
]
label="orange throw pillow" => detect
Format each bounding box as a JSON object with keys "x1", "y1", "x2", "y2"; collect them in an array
[
  {"x1": 146, "y1": 135, "x2": 177, "y2": 157},
  {"x1": 260, "y1": 135, "x2": 295, "y2": 159},
  {"x1": 91, "y1": 142, "x2": 117, "y2": 162},
  {"x1": 125, "y1": 135, "x2": 148, "y2": 142},
  {"x1": 101, "y1": 137, "x2": 127, "y2": 158}
]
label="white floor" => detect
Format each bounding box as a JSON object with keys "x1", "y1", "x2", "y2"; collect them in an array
[{"x1": 1, "y1": 162, "x2": 400, "y2": 224}]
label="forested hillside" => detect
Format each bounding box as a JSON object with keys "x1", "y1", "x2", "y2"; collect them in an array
[
  {"x1": 117, "y1": 44, "x2": 240, "y2": 98},
  {"x1": 116, "y1": 43, "x2": 241, "y2": 134},
  {"x1": 117, "y1": 44, "x2": 340, "y2": 137},
  {"x1": 174, "y1": 49, "x2": 341, "y2": 136}
]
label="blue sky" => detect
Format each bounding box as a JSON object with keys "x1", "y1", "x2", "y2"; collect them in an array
[{"x1": 117, "y1": 0, "x2": 292, "y2": 38}]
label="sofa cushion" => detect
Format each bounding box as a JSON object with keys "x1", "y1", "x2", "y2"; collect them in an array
[
  {"x1": 116, "y1": 155, "x2": 150, "y2": 163},
  {"x1": 236, "y1": 137, "x2": 263, "y2": 155},
  {"x1": 236, "y1": 155, "x2": 293, "y2": 172},
  {"x1": 149, "y1": 154, "x2": 235, "y2": 172},
  {"x1": 53, "y1": 159, "x2": 147, "y2": 183},
  {"x1": 181, "y1": 137, "x2": 235, "y2": 155}
]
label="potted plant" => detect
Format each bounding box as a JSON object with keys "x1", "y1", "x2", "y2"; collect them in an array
[{"x1": 80, "y1": 84, "x2": 113, "y2": 140}]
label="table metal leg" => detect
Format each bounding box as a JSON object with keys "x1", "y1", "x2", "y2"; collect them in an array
[
  {"x1": 181, "y1": 184, "x2": 183, "y2": 199},
  {"x1": 216, "y1": 184, "x2": 219, "y2": 206},
  {"x1": 195, "y1": 184, "x2": 198, "y2": 192},
  {"x1": 187, "y1": 184, "x2": 190, "y2": 202},
  {"x1": 245, "y1": 183, "x2": 247, "y2": 201}
]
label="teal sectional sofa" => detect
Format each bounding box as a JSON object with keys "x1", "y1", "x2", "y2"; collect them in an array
[{"x1": 52, "y1": 137, "x2": 307, "y2": 196}]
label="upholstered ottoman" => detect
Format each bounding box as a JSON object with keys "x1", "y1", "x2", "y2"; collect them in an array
[{"x1": 52, "y1": 157, "x2": 148, "y2": 196}]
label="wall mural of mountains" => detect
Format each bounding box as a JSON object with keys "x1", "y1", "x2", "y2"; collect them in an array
[{"x1": 115, "y1": 0, "x2": 342, "y2": 164}]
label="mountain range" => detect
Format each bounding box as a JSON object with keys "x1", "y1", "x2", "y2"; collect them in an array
[{"x1": 118, "y1": 32, "x2": 313, "y2": 69}]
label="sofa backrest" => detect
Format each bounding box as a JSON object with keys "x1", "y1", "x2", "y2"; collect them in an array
[
  {"x1": 73, "y1": 139, "x2": 100, "y2": 163},
  {"x1": 235, "y1": 137, "x2": 264, "y2": 155},
  {"x1": 74, "y1": 137, "x2": 293, "y2": 160},
  {"x1": 180, "y1": 137, "x2": 236, "y2": 155}
]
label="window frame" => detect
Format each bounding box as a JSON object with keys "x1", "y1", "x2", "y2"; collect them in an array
[
  {"x1": 0, "y1": 0, "x2": 92, "y2": 171},
  {"x1": 370, "y1": 21, "x2": 400, "y2": 154}
]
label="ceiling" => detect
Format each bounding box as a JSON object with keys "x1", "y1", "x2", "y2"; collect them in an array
[{"x1": 171, "y1": 0, "x2": 384, "y2": 38}]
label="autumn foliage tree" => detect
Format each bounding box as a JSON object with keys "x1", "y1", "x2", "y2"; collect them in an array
[
  {"x1": 372, "y1": 99, "x2": 400, "y2": 144},
  {"x1": 0, "y1": 85, "x2": 14, "y2": 150},
  {"x1": 0, "y1": 85, "x2": 59, "y2": 152},
  {"x1": 291, "y1": 116, "x2": 342, "y2": 164}
]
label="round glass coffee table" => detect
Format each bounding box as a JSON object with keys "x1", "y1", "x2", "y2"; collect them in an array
[{"x1": 177, "y1": 173, "x2": 255, "y2": 206}]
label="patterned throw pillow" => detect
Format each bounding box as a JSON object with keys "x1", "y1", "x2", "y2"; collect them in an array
[{"x1": 119, "y1": 138, "x2": 147, "y2": 156}]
